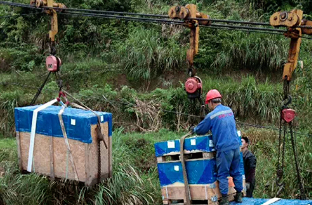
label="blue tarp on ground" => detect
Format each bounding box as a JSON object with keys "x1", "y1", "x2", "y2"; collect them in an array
[
  {"x1": 15, "y1": 105, "x2": 112, "y2": 143},
  {"x1": 230, "y1": 197, "x2": 312, "y2": 205}
]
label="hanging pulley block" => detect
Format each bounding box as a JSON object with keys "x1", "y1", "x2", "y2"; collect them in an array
[
  {"x1": 282, "y1": 108, "x2": 296, "y2": 123},
  {"x1": 46, "y1": 55, "x2": 61, "y2": 72},
  {"x1": 185, "y1": 76, "x2": 202, "y2": 99}
]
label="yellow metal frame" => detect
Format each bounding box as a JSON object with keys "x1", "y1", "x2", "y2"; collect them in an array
[
  {"x1": 168, "y1": 4, "x2": 210, "y2": 75},
  {"x1": 270, "y1": 9, "x2": 304, "y2": 81},
  {"x1": 30, "y1": 0, "x2": 66, "y2": 43}
]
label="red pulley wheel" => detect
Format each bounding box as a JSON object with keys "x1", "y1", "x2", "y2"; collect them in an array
[
  {"x1": 185, "y1": 77, "x2": 202, "y2": 94},
  {"x1": 282, "y1": 109, "x2": 296, "y2": 123}
]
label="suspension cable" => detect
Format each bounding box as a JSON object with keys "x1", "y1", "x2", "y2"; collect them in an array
[
  {"x1": 43, "y1": 6, "x2": 168, "y2": 18},
  {"x1": 191, "y1": 17, "x2": 271, "y2": 26},
  {"x1": 1, "y1": 0, "x2": 312, "y2": 39}
]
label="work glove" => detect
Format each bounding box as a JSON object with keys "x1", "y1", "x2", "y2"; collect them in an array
[{"x1": 189, "y1": 125, "x2": 195, "y2": 134}]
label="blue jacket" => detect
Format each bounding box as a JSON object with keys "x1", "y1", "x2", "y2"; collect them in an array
[{"x1": 194, "y1": 104, "x2": 240, "y2": 152}]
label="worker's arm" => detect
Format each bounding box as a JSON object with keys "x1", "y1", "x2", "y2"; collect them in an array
[{"x1": 193, "y1": 115, "x2": 212, "y2": 135}]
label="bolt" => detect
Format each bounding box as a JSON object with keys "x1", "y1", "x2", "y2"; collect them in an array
[{"x1": 274, "y1": 16, "x2": 277, "y2": 20}]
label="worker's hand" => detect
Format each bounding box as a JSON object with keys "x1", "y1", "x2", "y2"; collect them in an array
[
  {"x1": 189, "y1": 125, "x2": 195, "y2": 134},
  {"x1": 246, "y1": 182, "x2": 250, "y2": 190}
]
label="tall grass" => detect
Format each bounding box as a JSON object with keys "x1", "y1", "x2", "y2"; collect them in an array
[
  {"x1": 113, "y1": 26, "x2": 186, "y2": 81},
  {"x1": 243, "y1": 128, "x2": 312, "y2": 199},
  {"x1": 212, "y1": 32, "x2": 288, "y2": 73}
]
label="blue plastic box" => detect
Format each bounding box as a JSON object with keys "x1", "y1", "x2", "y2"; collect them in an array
[
  {"x1": 157, "y1": 158, "x2": 217, "y2": 187},
  {"x1": 154, "y1": 135, "x2": 215, "y2": 157}
]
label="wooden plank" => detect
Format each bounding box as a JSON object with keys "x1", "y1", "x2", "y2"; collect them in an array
[
  {"x1": 108, "y1": 136, "x2": 112, "y2": 178},
  {"x1": 157, "y1": 156, "x2": 166, "y2": 163},
  {"x1": 85, "y1": 143, "x2": 90, "y2": 186},
  {"x1": 161, "y1": 179, "x2": 238, "y2": 204},
  {"x1": 15, "y1": 131, "x2": 22, "y2": 172},
  {"x1": 202, "y1": 152, "x2": 214, "y2": 159},
  {"x1": 49, "y1": 136, "x2": 55, "y2": 180}
]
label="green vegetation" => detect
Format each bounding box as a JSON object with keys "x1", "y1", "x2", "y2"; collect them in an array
[
  {"x1": 1, "y1": 0, "x2": 312, "y2": 204},
  {"x1": 0, "y1": 129, "x2": 311, "y2": 204}
]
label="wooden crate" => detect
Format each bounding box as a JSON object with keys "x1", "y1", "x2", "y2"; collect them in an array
[
  {"x1": 15, "y1": 106, "x2": 112, "y2": 186},
  {"x1": 161, "y1": 178, "x2": 238, "y2": 205},
  {"x1": 156, "y1": 134, "x2": 246, "y2": 205}
]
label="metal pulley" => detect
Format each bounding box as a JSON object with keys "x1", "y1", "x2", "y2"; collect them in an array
[
  {"x1": 46, "y1": 55, "x2": 62, "y2": 72},
  {"x1": 185, "y1": 76, "x2": 202, "y2": 99},
  {"x1": 281, "y1": 109, "x2": 296, "y2": 123}
]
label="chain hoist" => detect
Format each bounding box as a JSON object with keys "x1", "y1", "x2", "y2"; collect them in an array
[
  {"x1": 270, "y1": 9, "x2": 306, "y2": 199},
  {"x1": 168, "y1": 4, "x2": 210, "y2": 125},
  {"x1": 30, "y1": 0, "x2": 64, "y2": 105}
]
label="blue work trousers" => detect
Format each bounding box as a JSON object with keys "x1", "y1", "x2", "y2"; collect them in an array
[{"x1": 216, "y1": 147, "x2": 243, "y2": 195}]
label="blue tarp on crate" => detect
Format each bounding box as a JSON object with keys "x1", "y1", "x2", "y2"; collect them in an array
[
  {"x1": 230, "y1": 197, "x2": 312, "y2": 205},
  {"x1": 15, "y1": 105, "x2": 112, "y2": 143},
  {"x1": 157, "y1": 158, "x2": 217, "y2": 187},
  {"x1": 154, "y1": 135, "x2": 215, "y2": 157}
]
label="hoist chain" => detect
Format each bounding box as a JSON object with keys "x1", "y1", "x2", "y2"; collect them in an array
[
  {"x1": 50, "y1": 40, "x2": 57, "y2": 55},
  {"x1": 188, "y1": 97, "x2": 206, "y2": 125},
  {"x1": 276, "y1": 79, "x2": 306, "y2": 199},
  {"x1": 30, "y1": 71, "x2": 52, "y2": 105},
  {"x1": 289, "y1": 123, "x2": 306, "y2": 199}
]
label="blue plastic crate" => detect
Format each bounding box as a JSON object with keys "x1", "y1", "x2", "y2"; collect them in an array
[
  {"x1": 154, "y1": 135, "x2": 215, "y2": 157},
  {"x1": 157, "y1": 158, "x2": 217, "y2": 187}
]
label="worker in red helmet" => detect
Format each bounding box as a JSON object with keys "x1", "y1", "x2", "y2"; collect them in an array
[{"x1": 190, "y1": 89, "x2": 243, "y2": 205}]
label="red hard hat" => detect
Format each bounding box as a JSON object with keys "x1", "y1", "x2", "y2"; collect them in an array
[{"x1": 205, "y1": 89, "x2": 222, "y2": 104}]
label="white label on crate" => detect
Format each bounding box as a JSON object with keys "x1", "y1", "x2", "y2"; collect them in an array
[
  {"x1": 167, "y1": 141, "x2": 175, "y2": 148},
  {"x1": 237, "y1": 130, "x2": 241, "y2": 137},
  {"x1": 209, "y1": 140, "x2": 214, "y2": 147},
  {"x1": 191, "y1": 139, "x2": 196, "y2": 146},
  {"x1": 174, "y1": 166, "x2": 179, "y2": 171},
  {"x1": 71, "y1": 119, "x2": 76, "y2": 126},
  {"x1": 101, "y1": 115, "x2": 104, "y2": 122}
]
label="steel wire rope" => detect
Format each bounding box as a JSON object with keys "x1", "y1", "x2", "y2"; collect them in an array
[
  {"x1": 59, "y1": 11, "x2": 185, "y2": 25},
  {"x1": 0, "y1": 12, "x2": 41, "y2": 18},
  {"x1": 1, "y1": 1, "x2": 312, "y2": 38},
  {"x1": 191, "y1": 17, "x2": 271, "y2": 26},
  {"x1": 60, "y1": 11, "x2": 291, "y2": 36},
  {"x1": 42, "y1": 5, "x2": 168, "y2": 18},
  {"x1": 2, "y1": 1, "x2": 312, "y2": 31}
]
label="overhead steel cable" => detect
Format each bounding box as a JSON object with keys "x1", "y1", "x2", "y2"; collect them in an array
[
  {"x1": 0, "y1": 1, "x2": 40, "y2": 9},
  {"x1": 59, "y1": 11, "x2": 185, "y2": 25},
  {"x1": 206, "y1": 23, "x2": 285, "y2": 33},
  {"x1": 1, "y1": 0, "x2": 312, "y2": 34},
  {"x1": 42, "y1": 6, "x2": 168, "y2": 18},
  {"x1": 203, "y1": 25, "x2": 286, "y2": 36},
  {"x1": 0, "y1": 12, "x2": 41, "y2": 18},
  {"x1": 61, "y1": 11, "x2": 294, "y2": 36},
  {"x1": 191, "y1": 17, "x2": 271, "y2": 26}
]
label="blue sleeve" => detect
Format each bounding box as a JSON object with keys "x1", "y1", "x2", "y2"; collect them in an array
[{"x1": 194, "y1": 115, "x2": 212, "y2": 135}]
